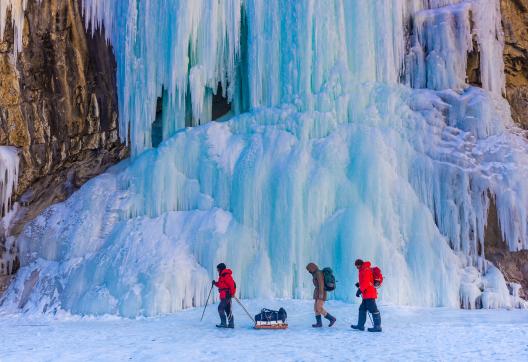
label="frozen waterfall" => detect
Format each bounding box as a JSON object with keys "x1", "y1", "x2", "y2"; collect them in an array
[{"x1": 1, "y1": 0, "x2": 527, "y2": 316}]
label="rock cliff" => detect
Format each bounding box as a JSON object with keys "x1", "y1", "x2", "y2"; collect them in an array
[
  {"x1": 501, "y1": 0, "x2": 528, "y2": 128},
  {"x1": 0, "y1": 0, "x2": 126, "y2": 287}
]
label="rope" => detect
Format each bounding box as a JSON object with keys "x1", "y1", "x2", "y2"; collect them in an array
[{"x1": 233, "y1": 296, "x2": 256, "y2": 324}]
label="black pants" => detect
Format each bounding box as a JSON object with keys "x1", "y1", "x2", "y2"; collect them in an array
[
  {"x1": 357, "y1": 298, "x2": 381, "y2": 328},
  {"x1": 218, "y1": 298, "x2": 233, "y2": 325}
]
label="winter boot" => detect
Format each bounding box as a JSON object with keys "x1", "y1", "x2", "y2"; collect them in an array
[
  {"x1": 312, "y1": 315, "x2": 323, "y2": 328},
  {"x1": 351, "y1": 309, "x2": 366, "y2": 331},
  {"x1": 324, "y1": 313, "x2": 336, "y2": 327},
  {"x1": 367, "y1": 312, "x2": 382, "y2": 332},
  {"x1": 216, "y1": 314, "x2": 227, "y2": 328},
  {"x1": 227, "y1": 315, "x2": 235, "y2": 329}
]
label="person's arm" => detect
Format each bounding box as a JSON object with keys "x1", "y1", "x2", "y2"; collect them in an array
[
  {"x1": 316, "y1": 271, "x2": 325, "y2": 299},
  {"x1": 215, "y1": 276, "x2": 225, "y2": 290},
  {"x1": 227, "y1": 277, "x2": 236, "y2": 298},
  {"x1": 359, "y1": 269, "x2": 372, "y2": 294}
]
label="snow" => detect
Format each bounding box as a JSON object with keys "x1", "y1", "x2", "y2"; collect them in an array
[{"x1": 1, "y1": 299, "x2": 527, "y2": 361}]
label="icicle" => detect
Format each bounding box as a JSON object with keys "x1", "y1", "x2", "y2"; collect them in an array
[
  {"x1": 0, "y1": 0, "x2": 32, "y2": 59},
  {"x1": 0, "y1": 146, "x2": 19, "y2": 217}
]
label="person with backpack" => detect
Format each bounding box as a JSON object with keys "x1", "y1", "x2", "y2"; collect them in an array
[
  {"x1": 351, "y1": 259, "x2": 382, "y2": 332},
  {"x1": 306, "y1": 262, "x2": 336, "y2": 328},
  {"x1": 212, "y1": 263, "x2": 236, "y2": 328}
]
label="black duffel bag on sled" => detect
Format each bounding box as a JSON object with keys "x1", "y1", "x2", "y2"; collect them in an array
[{"x1": 254, "y1": 308, "x2": 288, "y2": 329}]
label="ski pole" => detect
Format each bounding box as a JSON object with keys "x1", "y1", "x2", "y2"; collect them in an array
[
  {"x1": 233, "y1": 296, "x2": 256, "y2": 324},
  {"x1": 200, "y1": 284, "x2": 214, "y2": 322},
  {"x1": 368, "y1": 312, "x2": 373, "y2": 327}
]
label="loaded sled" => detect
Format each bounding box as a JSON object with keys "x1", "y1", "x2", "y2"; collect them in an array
[{"x1": 253, "y1": 308, "x2": 288, "y2": 330}]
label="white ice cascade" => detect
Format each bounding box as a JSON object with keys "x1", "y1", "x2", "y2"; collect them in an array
[{"x1": 1, "y1": 0, "x2": 528, "y2": 316}]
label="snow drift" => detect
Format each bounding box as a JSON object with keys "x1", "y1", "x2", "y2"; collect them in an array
[{"x1": 1, "y1": 0, "x2": 528, "y2": 316}]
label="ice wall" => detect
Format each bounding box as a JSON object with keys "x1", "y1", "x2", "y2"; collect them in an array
[{"x1": 1, "y1": 0, "x2": 527, "y2": 316}]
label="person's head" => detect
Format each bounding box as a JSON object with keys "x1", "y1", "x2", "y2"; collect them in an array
[
  {"x1": 306, "y1": 262, "x2": 318, "y2": 274},
  {"x1": 354, "y1": 259, "x2": 364, "y2": 270},
  {"x1": 217, "y1": 263, "x2": 226, "y2": 274}
]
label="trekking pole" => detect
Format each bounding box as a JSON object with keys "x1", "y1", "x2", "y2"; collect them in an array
[
  {"x1": 368, "y1": 312, "x2": 374, "y2": 327},
  {"x1": 233, "y1": 296, "x2": 256, "y2": 324},
  {"x1": 200, "y1": 284, "x2": 214, "y2": 322}
]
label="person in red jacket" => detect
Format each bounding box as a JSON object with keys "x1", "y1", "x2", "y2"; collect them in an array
[
  {"x1": 351, "y1": 259, "x2": 382, "y2": 332},
  {"x1": 212, "y1": 263, "x2": 236, "y2": 328}
]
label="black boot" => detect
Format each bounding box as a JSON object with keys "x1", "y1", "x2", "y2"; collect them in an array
[
  {"x1": 351, "y1": 308, "x2": 366, "y2": 331},
  {"x1": 312, "y1": 315, "x2": 322, "y2": 328},
  {"x1": 324, "y1": 313, "x2": 336, "y2": 327},
  {"x1": 367, "y1": 312, "x2": 382, "y2": 332},
  {"x1": 227, "y1": 315, "x2": 235, "y2": 329},
  {"x1": 216, "y1": 314, "x2": 227, "y2": 328}
]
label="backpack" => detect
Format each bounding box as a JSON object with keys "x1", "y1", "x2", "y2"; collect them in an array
[
  {"x1": 254, "y1": 308, "x2": 287, "y2": 323},
  {"x1": 322, "y1": 267, "x2": 336, "y2": 291},
  {"x1": 372, "y1": 266, "x2": 383, "y2": 288}
]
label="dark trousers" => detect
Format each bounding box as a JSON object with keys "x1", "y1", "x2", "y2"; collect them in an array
[
  {"x1": 218, "y1": 298, "x2": 233, "y2": 325},
  {"x1": 357, "y1": 298, "x2": 381, "y2": 328}
]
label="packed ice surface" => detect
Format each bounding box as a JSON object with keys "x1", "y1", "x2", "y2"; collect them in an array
[
  {"x1": 2, "y1": 0, "x2": 528, "y2": 316},
  {"x1": 1, "y1": 300, "x2": 528, "y2": 361}
]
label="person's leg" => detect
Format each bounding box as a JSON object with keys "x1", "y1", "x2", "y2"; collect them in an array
[
  {"x1": 320, "y1": 300, "x2": 336, "y2": 327},
  {"x1": 312, "y1": 300, "x2": 323, "y2": 327},
  {"x1": 367, "y1": 299, "x2": 381, "y2": 332},
  {"x1": 351, "y1": 300, "x2": 367, "y2": 330},
  {"x1": 217, "y1": 299, "x2": 227, "y2": 327},
  {"x1": 316, "y1": 299, "x2": 327, "y2": 317},
  {"x1": 226, "y1": 299, "x2": 234, "y2": 328}
]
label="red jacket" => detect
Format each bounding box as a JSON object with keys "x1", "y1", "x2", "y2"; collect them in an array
[
  {"x1": 215, "y1": 269, "x2": 236, "y2": 300},
  {"x1": 359, "y1": 261, "x2": 377, "y2": 299}
]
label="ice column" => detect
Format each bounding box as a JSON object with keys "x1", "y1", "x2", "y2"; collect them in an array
[
  {"x1": 0, "y1": 146, "x2": 19, "y2": 217},
  {"x1": 405, "y1": 0, "x2": 505, "y2": 94}
]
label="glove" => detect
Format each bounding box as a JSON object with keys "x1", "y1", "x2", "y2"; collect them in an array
[
  {"x1": 356, "y1": 288, "x2": 361, "y2": 298},
  {"x1": 355, "y1": 282, "x2": 359, "y2": 288},
  {"x1": 211, "y1": 280, "x2": 216, "y2": 287}
]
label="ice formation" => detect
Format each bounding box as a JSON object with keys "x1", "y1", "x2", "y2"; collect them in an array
[
  {"x1": 0, "y1": 146, "x2": 19, "y2": 276},
  {"x1": 1, "y1": 0, "x2": 528, "y2": 316},
  {"x1": 0, "y1": 0, "x2": 33, "y2": 58},
  {"x1": 0, "y1": 146, "x2": 19, "y2": 218}
]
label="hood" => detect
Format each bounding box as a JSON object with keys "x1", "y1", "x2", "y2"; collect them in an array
[
  {"x1": 220, "y1": 269, "x2": 233, "y2": 276},
  {"x1": 306, "y1": 262, "x2": 318, "y2": 273},
  {"x1": 360, "y1": 261, "x2": 372, "y2": 270}
]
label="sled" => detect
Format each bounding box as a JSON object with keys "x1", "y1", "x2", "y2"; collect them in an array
[{"x1": 254, "y1": 321, "x2": 288, "y2": 330}]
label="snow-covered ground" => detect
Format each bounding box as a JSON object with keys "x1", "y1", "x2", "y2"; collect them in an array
[{"x1": 1, "y1": 299, "x2": 527, "y2": 361}]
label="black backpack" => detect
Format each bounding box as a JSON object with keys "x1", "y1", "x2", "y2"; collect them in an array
[
  {"x1": 254, "y1": 308, "x2": 287, "y2": 323},
  {"x1": 322, "y1": 267, "x2": 336, "y2": 291}
]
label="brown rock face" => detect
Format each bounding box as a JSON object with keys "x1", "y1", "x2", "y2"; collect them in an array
[
  {"x1": 0, "y1": 0, "x2": 127, "y2": 279},
  {"x1": 501, "y1": 0, "x2": 528, "y2": 128}
]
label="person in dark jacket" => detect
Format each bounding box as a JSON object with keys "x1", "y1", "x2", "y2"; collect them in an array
[
  {"x1": 351, "y1": 259, "x2": 382, "y2": 332},
  {"x1": 212, "y1": 263, "x2": 236, "y2": 328},
  {"x1": 306, "y1": 262, "x2": 336, "y2": 328}
]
